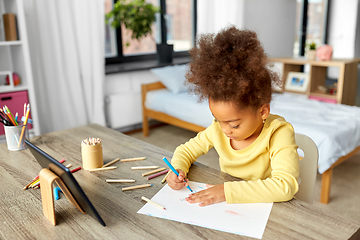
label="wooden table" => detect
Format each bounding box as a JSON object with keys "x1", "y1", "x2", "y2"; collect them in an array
[{"x1": 0, "y1": 124, "x2": 359, "y2": 240}]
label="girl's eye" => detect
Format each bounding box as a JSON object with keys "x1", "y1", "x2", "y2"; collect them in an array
[{"x1": 230, "y1": 125, "x2": 240, "y2": 129}]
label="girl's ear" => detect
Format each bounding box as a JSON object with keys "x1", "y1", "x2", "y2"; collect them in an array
[{"x1": 260, "y1": 104, "x2": 270, "y2": 121}]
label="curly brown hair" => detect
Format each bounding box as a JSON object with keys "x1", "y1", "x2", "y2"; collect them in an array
[{"x1": 186, "y1": 26, "x2": 279, "y2": 110}]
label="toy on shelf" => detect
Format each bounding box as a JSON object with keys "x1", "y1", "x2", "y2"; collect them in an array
[
  {"x1": 316, "y1": 45, "x2": 333, "y2": 61},
  {"x1": 5, "y1": 72, "x2": 21, "y2": 86}
]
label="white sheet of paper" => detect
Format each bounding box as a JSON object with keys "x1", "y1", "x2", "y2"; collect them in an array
[{"x1": 137, "y1": 181, "x2": 273, "y2": 239}]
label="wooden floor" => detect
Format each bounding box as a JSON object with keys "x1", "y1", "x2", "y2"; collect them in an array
[{"x1": 127, "y1": 124, "x2": 360, "y2": 224}]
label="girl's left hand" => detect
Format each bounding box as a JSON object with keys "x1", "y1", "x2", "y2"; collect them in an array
[{"x1": 185, "y1": 184, "x2": 225, "y2": 207}]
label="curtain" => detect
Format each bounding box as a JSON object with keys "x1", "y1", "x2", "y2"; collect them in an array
[
  {"x1": 23, "y1": 0, "x2": 105, "y2": 134},
  {"x1": 197, "y1": 0, "x2": 245, "y2": 35}
]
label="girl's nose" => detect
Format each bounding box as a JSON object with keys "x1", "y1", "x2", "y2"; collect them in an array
[{"x1": 222, "y1": 126, "x2": 232, "y2": 136}]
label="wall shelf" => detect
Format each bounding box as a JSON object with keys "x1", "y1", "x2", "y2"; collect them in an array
[
  {"x1": 0, "y1": 40, "x2": 22, "y2": 46},
  {"x1": 0, "y1": 0, "x2": 40, "y2": 136},
  {"x1": 271, "y1": 57, "x2": 360, "y2": 105}
]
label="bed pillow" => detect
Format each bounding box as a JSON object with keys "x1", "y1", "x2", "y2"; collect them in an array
[{"x1": 150, "y1": 64, "x2": 188, "y2": 94}]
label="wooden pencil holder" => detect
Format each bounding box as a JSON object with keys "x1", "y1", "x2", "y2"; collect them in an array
[
  {"x1": 39, "y1": 168, "x2": 85, "y2": 225},
  {"x1": 81, "y1": 141, "x2": 103, "y2": 170}
]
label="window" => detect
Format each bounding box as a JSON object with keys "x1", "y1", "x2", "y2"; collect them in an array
[
  {"x1": 166, "y1": 0, "x2": 194, "y2": 52},
  {"x1": 294, "y1": 0, "x2": 330, "y2": 57},
  {"x1": 105, "y1": 0, "x2": 197, "y2": 64},
  {"x1": 105, "y1": 0, "x2": 117, "y2": 58},
  {"x1": 122, "y1": 0, "x2": 158, "y2": 56}
]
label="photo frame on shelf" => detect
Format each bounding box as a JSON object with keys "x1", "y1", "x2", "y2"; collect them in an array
[{"x1": 285, "y1": 72, "x2": 310, "y2": 93}]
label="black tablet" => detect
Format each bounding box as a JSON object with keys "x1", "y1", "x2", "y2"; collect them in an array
[{"x1": 25, "y1": 140, "x2": 106, "y2": 226}]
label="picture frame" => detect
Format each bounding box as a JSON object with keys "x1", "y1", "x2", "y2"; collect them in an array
[{"x1": 284, "y1": 72, "x2": 310, "y2": 93}]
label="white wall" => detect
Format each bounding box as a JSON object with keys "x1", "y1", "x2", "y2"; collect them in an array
[
  {"x1": 243, "y1": 0, "x2": 296, "y2": 58},
  {"x1": 326, "y1": 0, "x2": 360, "y2": 105},
  {"x1": 197, "y1": 0, "x2": 296, "y2": 58},
  {"x1": 356, "y1": 1, "x2": 360, "y2": 58},
  {"x1": 327, "y1": 0, "x2": 358, "y2": 58}
]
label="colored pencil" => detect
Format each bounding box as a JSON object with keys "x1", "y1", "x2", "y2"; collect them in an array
[
  {"x1": 142, "y1": 167, "x2": 166, "y2": 177},
  {"x1": 0, "y1": 112, "x2": 11, "y2": 126},
  {"x1": 5, "y1": 105, "x2": 17, "y2": 126},
  {"x1": 0, "y1": 110, "x2": 8, "y2": 122},
  {"x1": 65, "y1": 164, "x2": 72, "y2": 168},
  {"x1": 163, "y1": 157, "x2": 193, "y2": 192},
  {"x1": 88, "y1": 166, "x2": 117, "y2": 172},
  {"x1": 3, "y1": 107, "x2": 16, "y2": 126},
  {"x1": 106, "y1": 179, "x2": 135, "y2": 183},
  {"x1": 23, "y1": 159, "x2": 66, "y2": 190},
  {"x1": 131, "y1": 166, "x2": 159, "y2": 170},
  {"x1": 0, "y1": 109, "x2": 11, "y2": 124},
  {"x1": 120, "y1": 157, "x2": 146, "y2": 162},
  {"x1": 161, "y1": 171, "x2": 171, "y2": 183},
  {"x1": 29, "y1": 166, "x2": 80, "y2": 190},
  {"x1": 147, "y1": 169, "x2": 169, "y2": 180},
  {"x1": 122, "y1": 184, "x2": 152, "y2": 191},
  {"x1": 23, "y1": 178, "x2": 37, "y2": 190},
  {"x1": 54, "y1": 187, "x2": 62, "y2": 200},
  {"x1": 141, "y1": 196, "x2": 166, "y2": 210},
  {"x1": 82, "y1": 137, "x2": 101, "y2": 145},
  {"x1": 17, "y1": 104, "x2": 30, "y2": 148},
  {"x1": 71, "y1": 166, "x2": 81, "y2": 173},
  {"x1": 32, "y1": 181, "x2": 40, "y2": 188},
  {"x1": 28, "y1": 179, "x2": 40, "y2": 188},
  {"x1": 102, "y1": 158, "x2": 120, "y2": 168},
  {"x1": 4, "y1": 107, "x2": 16, "y2": 125}
]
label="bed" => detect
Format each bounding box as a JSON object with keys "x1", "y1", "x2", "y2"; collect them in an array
[{"x1": 142, "y1": 79, "x2": 360, "y2": 204}]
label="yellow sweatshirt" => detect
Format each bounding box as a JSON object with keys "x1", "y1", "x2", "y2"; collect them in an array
[{"x1": 171, "y1": 114, "x2": 299, "y2": 203}]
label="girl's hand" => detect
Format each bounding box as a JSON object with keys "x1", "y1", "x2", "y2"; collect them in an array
[
  {"x1": 185, "y1": 184, "x2": 225, "y2": 206},
  {"x1": 167, "y1": 169, "x2": 188, "y2": 190}
]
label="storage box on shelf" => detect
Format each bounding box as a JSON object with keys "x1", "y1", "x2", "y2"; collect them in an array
[
  {"x1": 270, "y1": 57, "x2": 360, "y2": 105},
  {"x1": 0, "y1": 90, "x2": 33, "y2": 135},
  {"x1": 0, "y1": 0, "x2": 39, "y2": 141}
]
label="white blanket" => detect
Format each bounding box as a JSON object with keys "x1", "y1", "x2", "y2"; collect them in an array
[{"x1": 146, "y1": 90, "x2": 360, "y2": 174}]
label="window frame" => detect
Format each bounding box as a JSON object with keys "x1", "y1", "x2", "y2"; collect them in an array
[
  {"x1": 105, "y1": 0, "x2": 197, "y2": 65},
  {"x1": 297, "y1": 0, "x2": 330, "y2": 56}
]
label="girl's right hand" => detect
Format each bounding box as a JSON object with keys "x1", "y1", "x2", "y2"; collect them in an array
[{"x1": 167, "y1": 169, "x2": 188, "y2": 190}]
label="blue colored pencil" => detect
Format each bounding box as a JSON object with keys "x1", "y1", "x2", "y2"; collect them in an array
[{"x1": 162, "y1": 157, "x2": 193, "y2": 192}]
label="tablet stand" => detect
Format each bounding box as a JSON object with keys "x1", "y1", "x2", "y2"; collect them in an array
[{"x1": 39, "y1": 168, "x2": 85, "y2": 225}]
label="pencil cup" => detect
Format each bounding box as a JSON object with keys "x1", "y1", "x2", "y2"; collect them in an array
[
  {"x1": 81, "y1": 139, "x2": 103, "y2": 170},
  {"x1": 4, "y1": 124, "x2": 29, "y2": 151}
]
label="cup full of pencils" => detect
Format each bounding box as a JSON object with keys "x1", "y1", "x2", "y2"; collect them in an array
[
  {"x1": 4, "y1": 124, "x2": 29, "y2": 151},
  {"x1": 81, "y1": 137, "x2": 104, "y2": 170},
  {"x1": 1, "y1": 104, "x2": 31, "y2": 151}
]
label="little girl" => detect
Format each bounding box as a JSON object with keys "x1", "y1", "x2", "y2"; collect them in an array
[{"x1": 167, "y1": 26, "x2": 299, "y2": 206}]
